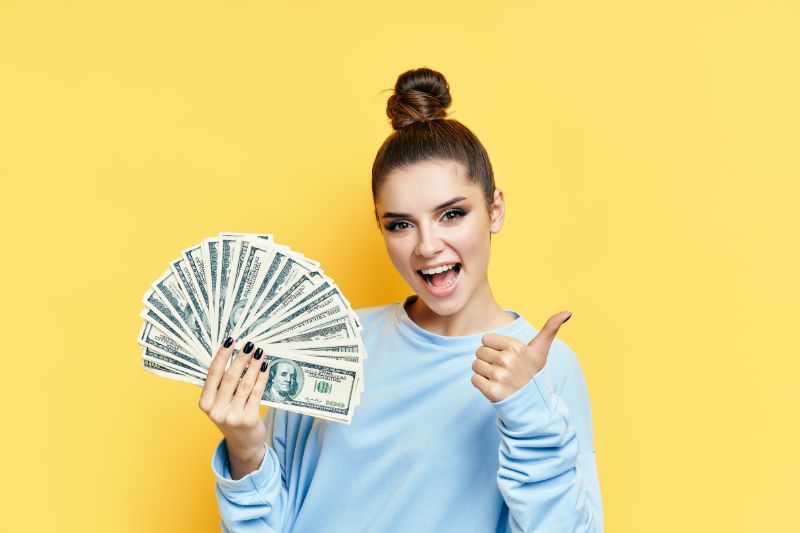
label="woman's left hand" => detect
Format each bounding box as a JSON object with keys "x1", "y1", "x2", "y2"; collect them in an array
[{"x1": 471, "y1": 311, "x2": 572, "y2": 403}]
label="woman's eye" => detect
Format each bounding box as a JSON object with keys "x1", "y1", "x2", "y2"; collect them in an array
[
  {"x1": 441, "y1": 208, "x2": 467, "y2": 222},
  {"x1": 386, "y1": 220, "x2": 412, "y2": 232}
]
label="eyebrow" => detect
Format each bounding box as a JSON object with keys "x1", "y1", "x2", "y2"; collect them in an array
[{"x1": 380, "y1": 196, "x2": 467, "y2": 219}]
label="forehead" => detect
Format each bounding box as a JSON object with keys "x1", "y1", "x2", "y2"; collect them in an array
[
  {"x1": 376, "y1": 159, "x2": 478, "y2": 211},
  {"x1": 275, "y1": 362, "x2": 294, "y2": 372}
]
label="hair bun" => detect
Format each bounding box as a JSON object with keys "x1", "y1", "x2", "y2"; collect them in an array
[{"x1": 386, "y1": 67, "x2": 452, "y2": 130}]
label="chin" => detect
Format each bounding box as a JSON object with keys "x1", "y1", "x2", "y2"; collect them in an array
[{"x1": 413, "y1": 289, "x2": 468, "y2": 317}]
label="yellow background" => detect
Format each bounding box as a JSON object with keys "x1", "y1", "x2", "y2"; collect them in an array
[{"x1": 1, "y1": 1, "x2": 797, "y2": 531}]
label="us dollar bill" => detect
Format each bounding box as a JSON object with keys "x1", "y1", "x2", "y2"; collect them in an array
[
  {"x1": 251, "y1": 348, "x2": 360, "y2": 422},
  {"x1": 270, "y1": 318, "x2": 358, "y2": 344},
  {"x1": 169, "y1": 256, "x2": 213, "y2": 344},
  {"x1": 181, "y1": 244, "x2": 211, "y2": 319},
  {"x1": 224, "y1": 239, "x2": 277, "y2": 342},
  {"x1": 248, "y1": 284, "x2": 353, "y2": 341},
  {"x1": 142, "y1": 356, "x2": 205, "y2": 386},
  {"x1": 142, "y1": 288, "x2": 206, "y2": 356},
  {"x1": 262, "y1": 307, "x2": 350, "y2": 342},
  {"x1": 141, "y1": 347, "x2": 206, "y2": 381},
  {"x1": 137, "y1": 321, "x2": 207, "y2": 373},
  {"x1": 202, "y1": 237, "x2": 219, "y2": 333},
  {"x1": 152, "y1": 269, "x2": 213, "y2": 357},
  {"x1": 214, "y1": 235, "x2": 240, "y2": 345}
]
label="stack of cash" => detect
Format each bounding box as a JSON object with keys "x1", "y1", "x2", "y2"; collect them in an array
[{"x1": 138, "y1": 233, "x2": 366, "y2": 423}]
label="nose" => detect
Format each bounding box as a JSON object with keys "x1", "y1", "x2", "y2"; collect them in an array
[{"x1": 414, "y1": 223, "x2": 444, "y2": 258}]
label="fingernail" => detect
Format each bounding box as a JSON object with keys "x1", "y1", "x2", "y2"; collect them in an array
[
  {"x1": 564, "y1": 313, "x2": 572, "y2": 323},
  {"x1": 260, "y1": 361, "x2": 268, "y2": 372},
  {"x1": 223, "y1": 337, "x2": 234, "y2": 348},
  {"x1": 254, "y1": 347, "x2": 263, "y2": 360},
  {"x1": 243, "y1": 341, "x2": 254, "y2": 354}
]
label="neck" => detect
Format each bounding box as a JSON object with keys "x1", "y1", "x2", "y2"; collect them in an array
[{"x1": 406, "y1": 280, "x2": 515, "y2": 336}]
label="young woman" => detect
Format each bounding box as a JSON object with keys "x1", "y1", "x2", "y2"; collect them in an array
[{"x1": 199, "y1": 67, "x2": 604, "y2": 532}]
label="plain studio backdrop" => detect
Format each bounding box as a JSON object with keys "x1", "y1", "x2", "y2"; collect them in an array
[{"x1": 1, "y1": 1, "x2": 797, "y2": 531}]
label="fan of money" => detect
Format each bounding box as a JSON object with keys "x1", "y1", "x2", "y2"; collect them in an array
[{"x1": 138, "y1": 232, "x2": 365, "y2": 424}]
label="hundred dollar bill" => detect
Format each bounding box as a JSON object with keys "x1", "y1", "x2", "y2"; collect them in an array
[
  {"x1": 237, "y1": 274, "x2": 325, "y2": 340},
  {"x1": 233, "y1": 252, "x2": 288, "y2": 335},
  {"x1": 239, "y1": 253, "x2": 318, "y2": 332},
  {"x1": 141, "y1": 347, "x2": 206, "y2": 382},
  {"x1": 201, "y1": 237, "x2": 219, "y2": 334},
  {"x1": 222, "y1": 239, "x2": 277, "y2": 343},
  {"x1": 137, "y1": 322, "x2": 207, "y2": 374},
  {"x1": 142, "y1": 356, "x2": 205, "y2": 386},
  {"x1": 180, "y1": 244, "x2": 211, "y2": 321},
  {"x1": 170, "y1": 256, "x2": 213, "y2": 345},
  {"x1": 214, "y1": 235, "x2": 240, "y2": 346},
  {"x1": 211, "y1": 233, "x2": 274, "y2": 342},
  {"x1": 152, "y1": 269, "x2": 213, "y2": 358},
  {"x1": 139, "y1": 308, "x2": 196, "y2": 354},
  {"x1": 257, "y1": 297, "x2": 353, "y2": 341},
  {"x1": 248, "y1": 283, "x2": 354, "y2": 342},
  {"x1": 142, "y1": 288, "x2": 207, "y2": 357},
  {"x1": 267, "y1": 338, "x2": 363, "y2": 355},
  {"x1": 220, "y1": 232, "x2": 273, "y2": 242},
  {"x1": 245, "y1": 347, "x2": 361, "y2": 422},
  {"x1": 218, "y1": 236, "x2": 269, "y2": 344},
  {"x1": 270, "y1": 318, "x2": 359, "y2": 344}
]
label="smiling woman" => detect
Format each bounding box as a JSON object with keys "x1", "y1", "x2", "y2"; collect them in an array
[
  {"x1": 205, "y1": 67, "x2": 605, "y2": 532},
  {"x1": 376, "y1": 158, "x2": 506, "y2": 328}
]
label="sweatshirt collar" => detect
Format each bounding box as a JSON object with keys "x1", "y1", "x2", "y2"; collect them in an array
[{"x1": 394, "y1": 295, "x2": 534, "y2": 348}]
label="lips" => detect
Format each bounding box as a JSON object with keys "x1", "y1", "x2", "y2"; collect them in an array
[{"x1": 416, "y1": 262, "x2": 461, "y2": 294}]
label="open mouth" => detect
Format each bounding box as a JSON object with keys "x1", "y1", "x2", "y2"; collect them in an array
[{"x1": 416, "y1": 263, "x2": 462, "y2": 289}]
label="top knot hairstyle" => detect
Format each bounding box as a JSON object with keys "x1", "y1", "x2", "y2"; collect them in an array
[{"x1": 371, "y1": 67, "x2": 496, "y2": 213}]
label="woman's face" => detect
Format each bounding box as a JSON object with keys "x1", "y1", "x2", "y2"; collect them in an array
[{"x1": 375, "y1": 159, "x2": 504, "y2": 317}]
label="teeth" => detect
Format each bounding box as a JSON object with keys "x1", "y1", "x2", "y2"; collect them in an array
[{"x1": 420, "y1": 263, "x2": 457, "y2": 275}]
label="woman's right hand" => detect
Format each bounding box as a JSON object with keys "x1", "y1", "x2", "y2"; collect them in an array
[{"x1": 199, "y1": 337, "x2": 271, "y2": 480}]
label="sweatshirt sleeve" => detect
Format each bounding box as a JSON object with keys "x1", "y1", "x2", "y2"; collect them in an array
[
  {"x1": 492, "y1": 344, "x2": 604, "y2": 533},
  {"x1": 211, "y1": 408, "x2": 288, "y2": 532}
]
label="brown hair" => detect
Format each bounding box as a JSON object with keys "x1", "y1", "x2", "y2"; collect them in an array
[{"x1": 371, "y1": 67, "x2": 496, "y2": 215}]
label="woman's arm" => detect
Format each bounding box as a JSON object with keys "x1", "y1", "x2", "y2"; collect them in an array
[
  {"x1": 492, "y1": 346, "x2": 603, "y2": 532},
  {"x1": 211, "y1": 408, "x2": 288, "y2": 532},
  {"x1": 199, "y1": 340, "x2": 289, "y2": 532},
  {"x1": 472, "y1": 313, "x2": 603, "y2": 532}
]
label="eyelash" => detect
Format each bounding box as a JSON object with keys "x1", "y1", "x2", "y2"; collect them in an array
[{"x1": 384, "y1": 208, "x2": 467, "y2": 232}]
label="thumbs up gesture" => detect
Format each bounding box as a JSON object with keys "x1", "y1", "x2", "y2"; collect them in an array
[{"x1": 471, "y1": 311, "x2": 572, "y2": 403}]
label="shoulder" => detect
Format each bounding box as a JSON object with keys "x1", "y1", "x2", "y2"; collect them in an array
[{"x1": 353, "y1": 302, "x2": 398, "y2": 334}]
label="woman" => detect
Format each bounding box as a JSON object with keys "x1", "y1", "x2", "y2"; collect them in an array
[{"x1": 199, "y1": 67, "x2": 604, "y2": 532}]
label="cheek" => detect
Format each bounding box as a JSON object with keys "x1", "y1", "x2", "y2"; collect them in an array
[
  {"x1": 383, "y1": 236, "x2": 415, "y2": 275},
  {"x1": 452, "y1": 222, "x2": 491, "y2": 266}
]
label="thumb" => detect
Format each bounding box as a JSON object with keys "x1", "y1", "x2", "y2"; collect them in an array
[{"x1": 527, "y1": 311, "x2": 572, "y2": 352}]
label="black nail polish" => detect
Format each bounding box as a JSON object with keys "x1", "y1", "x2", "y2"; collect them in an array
[
  {"x1": 223, "y1": 337, "x2": 234, "y2": 348},
  {"x1": 254, "y1": 347, "x2": 263, "y2": 360},
  {"x1": 243, "y1": 341, "x2": 254, "y2": 354},
  {"x1": 260, "y1": 361, "x2": 268, "y2": 372}
]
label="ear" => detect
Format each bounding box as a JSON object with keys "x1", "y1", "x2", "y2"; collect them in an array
[{"x1": 489, "y1": 188, "x2": 505, "y2": 233}]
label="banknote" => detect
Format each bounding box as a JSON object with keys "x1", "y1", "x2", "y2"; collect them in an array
[
  {"x1": 253, "y1": 349, "x2": 360, "y2": 421},
  {"x1": 139, "y1": 233, "x2": 365, "y2": 423}
]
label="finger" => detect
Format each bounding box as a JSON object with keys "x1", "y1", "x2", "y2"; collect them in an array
[
  {"x1": 527, "y1": 311, "x2": 572, "y2": 352},
  {"x1": 245, "y1": 358, "x2": 271, "y2": 412},
  {"x1": 481, "y1": 332, "x2": 512, "y2": 351},
  {"x1": 230, "y1": 347, "x2": 264, "y2": 412},
  {"x1": 216, "y1": 341, "x2": 257, "y2": 406},
  {"x1": 470, "y1": 373, "x2": 493, "y2": 398},
  {"x1": 471, "y1": 358, "x2": 495, "y2": 379},
  {"x1": 199, "y1": 336, "x2": 236, "y2": 410},
  {"x1": 475, "y1": 345, "x2": 502, "y2": 363}
]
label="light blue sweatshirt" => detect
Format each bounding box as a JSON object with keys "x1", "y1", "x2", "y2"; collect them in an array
[{"x1": 211, "y1": 298, "x2": 604, "y2": 532}]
